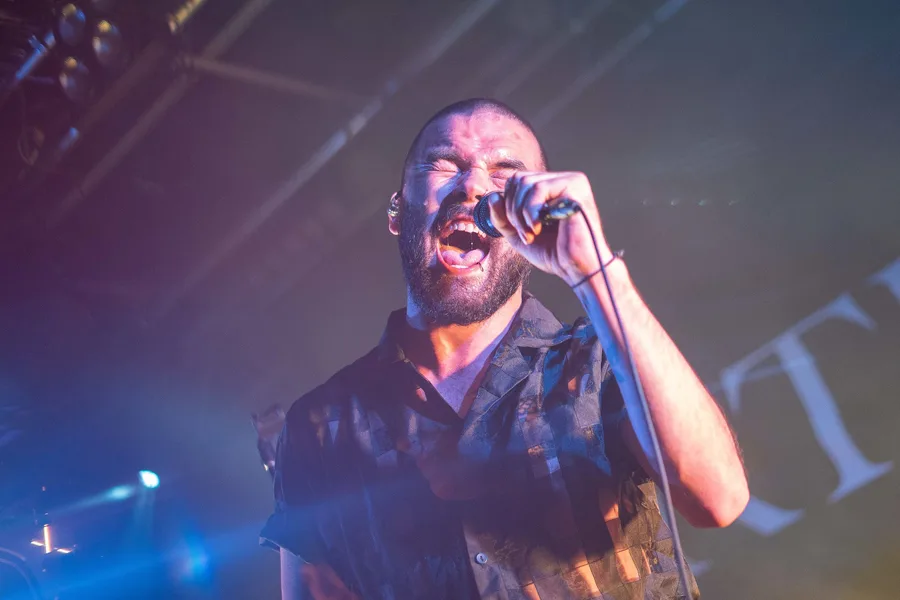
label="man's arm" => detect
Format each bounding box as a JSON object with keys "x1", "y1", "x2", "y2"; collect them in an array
[
  {"x1": 488, "y1": 170, "x2": 749, "y2": 528},
  {"x1": 265, "y1": 399, "x2": 359, "y2": 599},
  {"x1": 281, "y1": 549, "x2": 359, "y2": 600},
  {"x1": 281, "y1": 548, "x2": 306, "y2": 599},
  {"x1": 573, "y1": 260, "x2": 749, "y2": 528}
]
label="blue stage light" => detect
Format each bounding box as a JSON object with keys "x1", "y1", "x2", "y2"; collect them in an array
[
  {"x1": 107, "y1": 485, "x2": 134, "y2": 500},
  {"x1": 138, "y1": 470, "x2": 160, "y2": 489}
]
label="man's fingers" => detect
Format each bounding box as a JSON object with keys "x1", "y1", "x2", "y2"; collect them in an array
[
  {"x1": 518, "y1": 174, "x2": 554, "y2": 238},
  {"x1": 487, "y1": 190, "x2": 516, "y2": 239},
  {"x1": 509, "y1": 172, "x2": 556, "y2": 243},
  {"x1": 519, "y1": 179, "x2": 558, "y2": 240},
  {"x1": 505, "y1": 186, "x2": 529, "y2": 244},
  {"x1": 489, "y1": 175, "x2": 529, "y2": 243},
  {"x1": 494, "y1": 171, "x2": 591, "y2": 245}
]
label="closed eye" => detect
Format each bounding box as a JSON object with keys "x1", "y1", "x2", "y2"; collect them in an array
[
  {"x1": 417, "y1": 160, "x2": 459, "y2": 173},
  {"x1": 430, "y1": 160, "x2": 460, "y2": 171}
]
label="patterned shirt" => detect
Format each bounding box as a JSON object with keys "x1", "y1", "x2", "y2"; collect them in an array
[{"x1": 261, "y1": 294, "x2": 698, "y2": 599}]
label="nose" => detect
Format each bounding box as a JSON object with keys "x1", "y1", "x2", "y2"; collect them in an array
[{"x1": 457, "y1": 166, "x2": 490, "y2": 204}]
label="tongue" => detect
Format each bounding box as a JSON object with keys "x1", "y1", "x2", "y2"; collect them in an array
[{"x1": 441, "y1": 247, "x2": 486, "y2": 268}]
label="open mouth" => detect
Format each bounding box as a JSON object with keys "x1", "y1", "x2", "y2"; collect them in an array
[{"x1": 437, "y1": 221, "x2": 490, "y2": 271}]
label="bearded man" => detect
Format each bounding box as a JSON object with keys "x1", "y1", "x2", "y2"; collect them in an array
[{"x1": 261, "y1": 98, "x2": 749, "y2": 600}]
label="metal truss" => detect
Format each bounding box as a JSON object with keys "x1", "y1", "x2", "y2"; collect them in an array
[
  {"x1": 45, "y1": 0, "x2": 279, "y2": 228},
  {"x1": 176, "y1": 0, "x2": 694, "y2": 353},
  {"x1": 25, "y1": 0, "x2": 692, "y2": 359}
]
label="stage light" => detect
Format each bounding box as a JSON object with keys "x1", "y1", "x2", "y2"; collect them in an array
[
  {"x1": 58, "y1": 4, "x2": 87, "y2": 45},
  {"x1": 180, "y1": 545, "x2": 210, "y2": 580},
  {"x1": 91, "y1": 20, "x2": 126, "y2": 70},
  {"x1": 107, "y1": 485, "x2": 134, "y2": 500},
  {"x1": 58, "y1": 56, "x2": 92, "y2": 103},
  {"x1": 138, "y1": 470, "x2": 159, "y2": 489},
  {"x1": 166, "y1": 0, "x2": 209, "y2": 35}
]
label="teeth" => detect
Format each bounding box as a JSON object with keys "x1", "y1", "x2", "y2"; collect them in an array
[{"x1": 446, "y1": 222, "x2": 486, "y2": 237}]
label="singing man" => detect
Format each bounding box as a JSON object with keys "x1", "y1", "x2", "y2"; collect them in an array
[{"x1": 261, "y1": 98, "x2": 749, "y2": 600}]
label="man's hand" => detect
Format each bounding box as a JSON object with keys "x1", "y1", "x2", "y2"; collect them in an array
[
  {"x1": 487, "y1": 171, "x2": 616, "y2": 286},
  {"x1": 493, "y1": 174, "x2": 749, "y2": 528}
]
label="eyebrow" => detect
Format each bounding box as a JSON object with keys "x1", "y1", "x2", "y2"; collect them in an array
[
  {"x1": 423, "y1": 147, "x2": 466, "y2": 165},
  {"x1": 421, "y1": 147, "x2": 528, "y2": 170},
  {"x1": 493, "y1": 157, "x2": 528, "y2": 170}
]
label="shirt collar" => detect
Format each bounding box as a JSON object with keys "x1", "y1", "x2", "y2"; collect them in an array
[
  {"x1": 509, "y1": 292, "x2": 574, "y2": 348},
  {"x1": 375, "y1": 292, "x2": 573, "y2": 366}
]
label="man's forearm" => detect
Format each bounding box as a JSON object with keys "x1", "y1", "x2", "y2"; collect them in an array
[
  {"x1": 573, "y1": 259, "x2": 749, "y2": 527},
  {"x1": 281, "y1": 548, "x2": 306, "y2": 600},
  {"x1": 281, "y1": 549, "x2": 360, "y2": 600}
]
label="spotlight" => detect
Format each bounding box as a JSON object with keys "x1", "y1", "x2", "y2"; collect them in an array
[
  {"x1": 138, "y1": 470, "x2": 159, "y2": 489},
  {"x1": 106, "y1": 485, "x2": 134, "y2": 500},
  {"x1": 91, "y1": 20, "x2": 126, "y2": 70},
  {"x1": 58, "y1": 4, "x2": 87, "y2": 45},
  {"x1": 58, "y1": 57, "x2": 92, "y2": 103}
]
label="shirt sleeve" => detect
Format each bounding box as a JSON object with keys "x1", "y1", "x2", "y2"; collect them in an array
[
  {"x1": 598, "y1": 364, "x2": 653, "y2": 484},
  {"x1": 259, "y1": 404, "x2": 327, "y2": 563},
  {"x1": 579, "y1": 319, "x2": 652, "y2": 484}
]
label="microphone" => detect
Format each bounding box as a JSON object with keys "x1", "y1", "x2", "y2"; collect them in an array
[{"x1": 473, "y1": 191, "x2": 580, "y2": 238}]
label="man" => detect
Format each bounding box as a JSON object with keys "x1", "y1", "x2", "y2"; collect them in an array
[{"x1": 261, "y1": 98, "x2": 749, "y2": 599}]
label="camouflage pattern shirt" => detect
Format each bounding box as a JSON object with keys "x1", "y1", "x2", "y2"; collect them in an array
[{"x1": 261, "y1": 294, "x2": 698, "y2": 599}]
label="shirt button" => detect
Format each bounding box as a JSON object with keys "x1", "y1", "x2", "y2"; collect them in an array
[{"x1": 474, "y1": 552, "x2": 488, "y2": 565}]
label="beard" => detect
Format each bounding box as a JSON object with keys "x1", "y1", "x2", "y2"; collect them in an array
[{"x1": 398, "y1": 201, "x2": 531, "y2": 326}]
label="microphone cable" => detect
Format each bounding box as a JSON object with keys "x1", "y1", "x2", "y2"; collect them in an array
[
  {"x1": 574, "y1": 207, "x2": 693, "y2": 599},
  {"x1": 475, "y1": 193, "x2": 693, "y2": 597}
]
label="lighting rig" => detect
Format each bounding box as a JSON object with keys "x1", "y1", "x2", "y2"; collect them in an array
[
  {"x1": 0, "y1": 0, "x2": 207, "y2": 201},
  {"x1": 0, "y1": 471, "x2": 162, "y2": 599}
]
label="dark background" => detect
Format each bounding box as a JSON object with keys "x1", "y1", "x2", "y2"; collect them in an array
[{"x1": 1, "y1": 0, "x2": 898, "y2": 598}]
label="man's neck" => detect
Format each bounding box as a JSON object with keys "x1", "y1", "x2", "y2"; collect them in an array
[{"x1": 402, "y1": 289, "x2": 523, "y2": 381}]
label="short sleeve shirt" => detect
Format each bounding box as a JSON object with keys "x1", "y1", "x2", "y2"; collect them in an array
[{"x1": 260, "y1": 294, "x2": 698, "y2": 599}]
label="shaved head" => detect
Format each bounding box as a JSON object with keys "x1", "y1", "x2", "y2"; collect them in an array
[{"x1": 401, "y1": 98, "x2": 548, "y2": 190}]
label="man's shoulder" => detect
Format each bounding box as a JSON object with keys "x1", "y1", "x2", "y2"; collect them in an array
[
  {"x1": 539, "y1": 312, "x2": 597, "y2": 353},
  {"x1": 528, "y1": 307, "x2": 604, "y2": 373},
  {"x1": 567, "y1": 315, "x2": 595, "y2": 342},
  {"x1": 516, "y1": 293, "x2": 596, "y2": 351},
  {"x1": 283, "y1": 347, "x2": 382, "y2": 426}
]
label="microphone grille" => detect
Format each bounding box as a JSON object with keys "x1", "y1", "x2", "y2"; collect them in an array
[{"x1": 474, "y1": 192, "x2": 503, "y2": 238}]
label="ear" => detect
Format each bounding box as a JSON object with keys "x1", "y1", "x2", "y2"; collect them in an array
[{"x1": 387, "y1": 192, "x2": 401, "y2": 236}]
